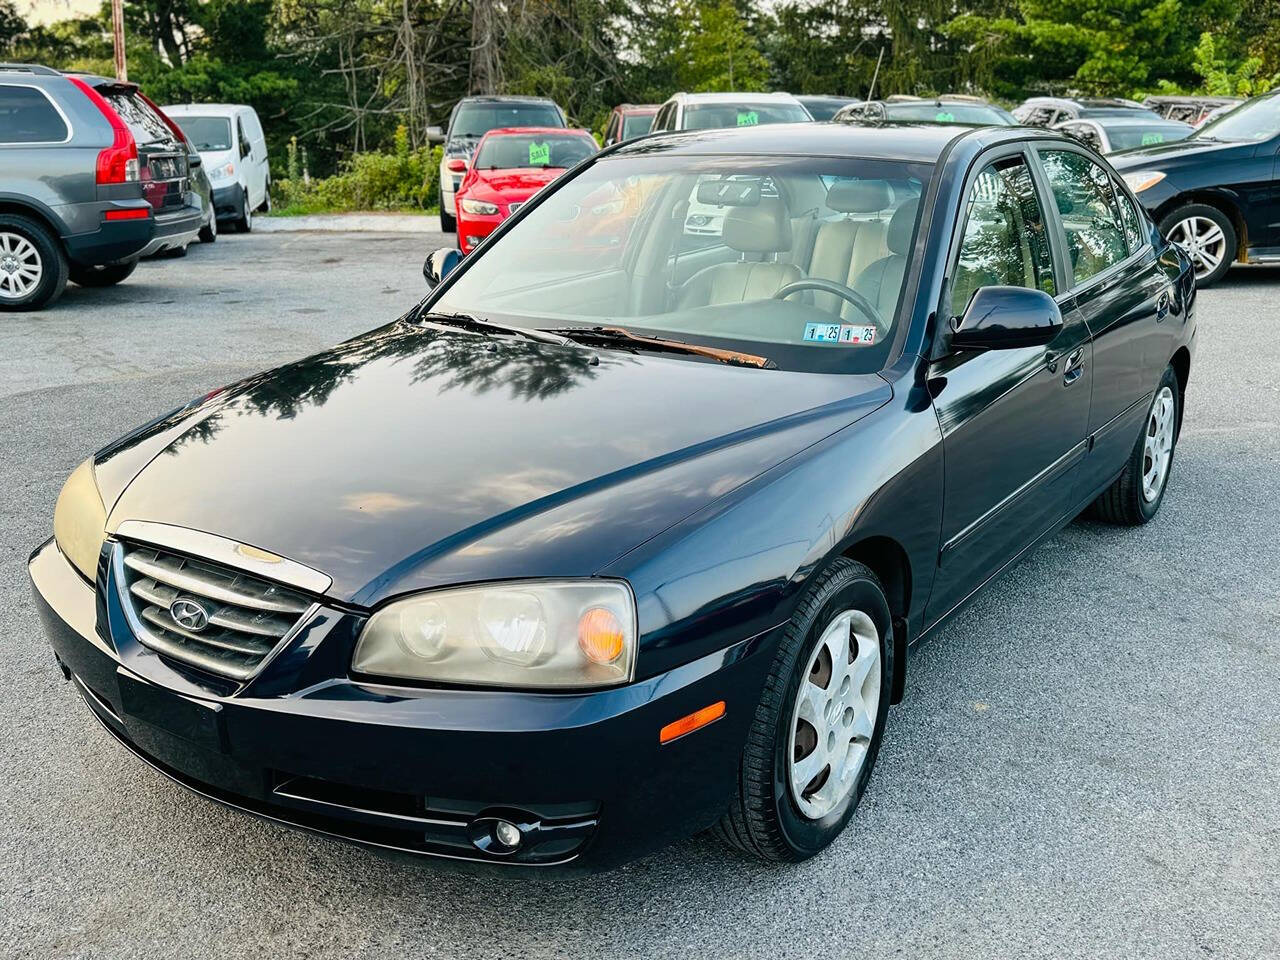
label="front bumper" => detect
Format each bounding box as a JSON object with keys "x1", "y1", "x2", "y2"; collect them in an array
[
  {"x1": 211, "y1": 182, "x2": 244, "y2": 219},
  {"x1": 29, "y1": 538, "x2": 775, "y2": 873},
  {"x1": 457, "y1": 212, "x2": 503, "y2": 253}
]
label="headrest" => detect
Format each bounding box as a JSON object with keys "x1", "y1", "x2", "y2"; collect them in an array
[
  {"x1": 887, "y1": 198, "x2": 919, "y2": 255},
  {"x1": 827, "y1": 179, "x2": 892, "y2": 214},
  {"x1": 723, "y1": 199, "x2": 793, "y2": 253}
]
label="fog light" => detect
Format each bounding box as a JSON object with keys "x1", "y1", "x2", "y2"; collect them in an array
[{"x1": 494, "y1": 819, "x2": 521, "y2": 849}]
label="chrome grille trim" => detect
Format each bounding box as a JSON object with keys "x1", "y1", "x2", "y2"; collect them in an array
[{"x1": 114, "y1": 542, "x2": 316, "y2": 683}]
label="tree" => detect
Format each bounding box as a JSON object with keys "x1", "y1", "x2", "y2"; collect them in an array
[{"x1": 0, "y1": 0, "x2": 26, "y2": 53}]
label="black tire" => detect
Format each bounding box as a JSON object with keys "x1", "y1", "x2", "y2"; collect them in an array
[
  {"x1": 199, "y1": 214, "x2": 217, "y2": 243},
  {"x1": 0, "y1": 213, "x2": 68, "y2": 311},
  {"x1": 69, "y1": 260, "x2": 138, "y2": 287},
  {"x1": 1158, "y1": 203, "x2": 1235, "y2": 288},
  {"x1": 234, "y1": 192, "x2": 253, "y2": 233},
  {"x1": 439, "y1": 186, "x2": 456, "y2": 233},
  {"x1": 258, "y1": 180, "x2": 272, "y2": 213},
  {"x1": 1089, "y1": 365, "x2": 1180, "y2": 525},
  {"x1": 715, "y1": 557, "x2": 895, "y2": 862}
]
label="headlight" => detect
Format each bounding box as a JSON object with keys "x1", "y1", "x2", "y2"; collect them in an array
[
  {"x1": 460, "y1": 198, "x2": 499, "y2": 215},
  {"x1": 52, "y1": 458, "x2": 107, "y2": 581},
  {"x1": 210, "y1": 161, "x2": 235, "y2": 181},
  {"x1": 352, "y1": 580, "x2": 637, "y2": 689},
  {"x1": 1121, "y1": 170, "x2": 1166, "y2": 193}
]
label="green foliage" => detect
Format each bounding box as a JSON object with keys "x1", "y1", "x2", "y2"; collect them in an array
[
  {"x1": 1189, "y1": 31, "x2": 1280, "y2": 96},
  {"x1": 272, "y1": 126, "x2": 444, "y2": 214}
]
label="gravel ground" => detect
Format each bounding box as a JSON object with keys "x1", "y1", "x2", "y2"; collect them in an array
[{"x1": 2, "y1": 233, "x2": 1277, "y2": 960}]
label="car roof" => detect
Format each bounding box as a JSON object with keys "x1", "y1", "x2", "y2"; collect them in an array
[
  {"x1": 480, "y1": 126, "x2": 593, "y2": 137},
  {"x1": 673, "y1": 91, "x2": 805, "y2": 104},
  {"x1": 1087, "y1": 116, "x2": 1191, "y2": 130},
  {"x1": 456, "y1": 95, "x2": 557, "y2": 105},
  {"x1": 614, "y1": 121, "x2": 981, "y2": 163},
  {"x1": 159, "y1": 104, "x2": 254, "y2": 115},
  {"x1": 616, "y1": 104, "x2": 658, "y2": 113}
]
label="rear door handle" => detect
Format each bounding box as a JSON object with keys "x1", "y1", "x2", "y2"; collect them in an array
[{"x1": 1063, "y1": 347, "x2": 1085, "y2": 385}]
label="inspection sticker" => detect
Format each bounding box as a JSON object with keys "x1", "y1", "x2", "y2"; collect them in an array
[{"x1": 803, "y1": 323, "x2": 876, "y2": 345}]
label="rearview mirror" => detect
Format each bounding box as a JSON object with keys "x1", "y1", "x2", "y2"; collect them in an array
[
  {"x1": 951, "y1": 286, "x2": 1062, "y2": 350},
  {"x1": 426, "y1": 125, "x2": 445, "y2": 145},
  {"x1": 423, "y1": 246, "x2": 462, "y2": 290},
  {"x1": 188, "y1": 153, "x2": 203, "y2": 168}
]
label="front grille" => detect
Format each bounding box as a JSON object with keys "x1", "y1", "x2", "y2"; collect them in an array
[
  {"x1": 508, "y1": 201, "x2": 525, "y2": 214},
  {"x1": 117, "y1": 543, "x2": 312, "y2": 681}
]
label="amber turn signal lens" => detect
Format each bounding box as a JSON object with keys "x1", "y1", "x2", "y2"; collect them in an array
[
  {"x1": 659, "y1": 701, "x2": 726, "y2": 744},
  {"x1": 578, "y1": 607, "x2": 625, "y2": 664}
]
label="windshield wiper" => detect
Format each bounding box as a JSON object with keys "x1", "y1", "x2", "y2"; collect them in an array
[
  {"x1": 544, "y1": 325, "x2": 775, "y2": 369},
  {"x1": 417, "y1": 311, "x2": 576, "y2": 347}
]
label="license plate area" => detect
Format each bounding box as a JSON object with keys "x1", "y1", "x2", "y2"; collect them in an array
[{"x1": 117, "y1": 668, "x2": 224, "y2": 752}]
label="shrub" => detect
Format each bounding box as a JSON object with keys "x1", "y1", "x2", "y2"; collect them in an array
[{"x1": 272, "y1": 125, "x2": 442, "y2": 215}]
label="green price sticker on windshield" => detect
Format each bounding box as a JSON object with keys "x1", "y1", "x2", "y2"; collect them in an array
[
  {"x1": 528, "y1": 141, "x2": 551, "y2": 165},
  {"x1": 935, "y1": 111, "x2": 955, "y2": 122},
  {"x1": 736, "y1": 111, "x2": 759, "y2": 127},
  {"x1": 1141, "y1": 132, "x2": 1165, "y2": 145}
]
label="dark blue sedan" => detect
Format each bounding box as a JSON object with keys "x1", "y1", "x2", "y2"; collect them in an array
[{"x1": 30, "y1": 122, "x2": 1196, "y2": 872}]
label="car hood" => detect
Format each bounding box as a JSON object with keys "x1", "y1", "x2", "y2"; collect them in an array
[
  {"x1": 1108, "y1": 136, "x2": 1249, "y2": 169},
  {"x1": 101, "y1": 323, "x2": 889, "y2": 606},
  {"x1": 468, "y1": 167, "x2": 565, "y2": 200}
]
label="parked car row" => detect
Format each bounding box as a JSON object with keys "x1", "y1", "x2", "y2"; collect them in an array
[{"x1": 0, "y1": 63, "x2": 271, "y2": 311}]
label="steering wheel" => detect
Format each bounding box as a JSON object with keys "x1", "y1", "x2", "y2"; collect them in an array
[{"x1": 772, "y1": 278, "x2": 882, "y2": 329}]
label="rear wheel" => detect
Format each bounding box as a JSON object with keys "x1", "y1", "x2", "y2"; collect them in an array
[
  {"x1": 1159, "y1": 203, "x2": 1234, "y2": 287},
  {"x1": 716, "y1": 557, "x2": 893, "y2": 862},
  {"x1": 258, "y1": 180, "x2": 272, "y2": 213},
  {"x1": 69, "y1": 260, "x2": 138, "y2": 287},
  {"x1": 1089, "y1": 365, "x2": 1180, "y2": 525},
  {"x1": 0, "y1": 214, "x2": 68, "y2": 311}
]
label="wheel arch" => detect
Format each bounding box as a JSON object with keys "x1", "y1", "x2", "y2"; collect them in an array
[
  {"x1": 842, "y1": 534, "x2": 911, "y2": 705},
  {"x1": 1170, "y1": 346, "x2": 1191, "y2": 439},
  {"x1": 1156, "y1": 191, "x2": 1247, "y2": 260},
  {"x1": 0, "y1": 198, "x2": 65, "y2": 246}
]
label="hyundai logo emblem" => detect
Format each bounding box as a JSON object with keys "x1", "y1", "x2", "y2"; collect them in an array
[{"x1": 170, "y1": 597, "x2": 210, "y2": 632}]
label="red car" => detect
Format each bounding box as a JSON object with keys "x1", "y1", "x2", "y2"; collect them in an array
[{"x1": 453, "y1": 127, "x2": 598, "y2": 253}]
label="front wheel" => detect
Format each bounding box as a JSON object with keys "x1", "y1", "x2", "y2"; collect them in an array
[
  {"x1": 439, "y1": 186, "x2": 456, "y2": 233},
  {"x1": 234, "y1": 191, "x2": 253, "y2": 233},
  {"x1": 1159, "y1": 204, "x2": 1234, "y2": 287},
  {"x1": 716, "y1": 557, "x2": 893, "y2": 862},
  {"x1": 1089, "y1": 365, "x2": 1180, "y2": 525}
]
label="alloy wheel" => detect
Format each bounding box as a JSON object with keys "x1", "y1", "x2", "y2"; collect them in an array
[
  {"x1": 1168, "y1": 216, "x2": 1226, "y2": 281},
  {"x1": 787, "y1": 608, "x2": 882, "y2": 820},
  {"x1": 0, "y1": 231, "x2": 43, "y2": 301},
  {"x1": 1142, "y1": 385, "x2": 1176, "y2": 502}
]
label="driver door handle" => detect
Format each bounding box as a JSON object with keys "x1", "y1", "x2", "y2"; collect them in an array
[{"x1": 1062, "y1": 347, "x2": 1085, "y2": 385}]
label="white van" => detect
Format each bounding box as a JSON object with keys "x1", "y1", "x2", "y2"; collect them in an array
[{"x1": 162, "y1": 103, "x2": 270, "y2": 232}]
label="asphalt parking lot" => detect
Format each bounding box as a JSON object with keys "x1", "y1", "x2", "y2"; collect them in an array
[{"x1": 2, "y1": 231, "x2": 1278, "y2": 960}]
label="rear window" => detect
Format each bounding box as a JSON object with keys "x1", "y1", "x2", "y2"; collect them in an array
[
  {"x1": 450, "y1": 102, "x2": 564, "y2": 139},
  {"x1": 102, "y1": 90, "x2": 178, "y2": 147},
  {"x1": 0, "y1": 85, "x2": 68, "y2": 143},
  {"x1": 173, "y1": 116, "x2": 232, "y2": 151},
  {"x1": 884, "y1": 102, "x2": 1014, "y2": 126}
]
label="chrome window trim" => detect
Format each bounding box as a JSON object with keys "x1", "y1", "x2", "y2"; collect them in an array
[
  {"x1": 0, "y1": 82, "x2": 74, "y2": 146},
  {"x1": 110, "y1": 519, "x2": 333, "y2": 594}
]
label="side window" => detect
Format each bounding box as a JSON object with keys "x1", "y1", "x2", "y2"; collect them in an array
[
  {"x1": 1111, "y1": 177, "x2": 1145, "y2": 252},
  {"x1": 654, "y1": 104, "x2": 674, "y2": 132},
  {"x1": 237, "y1": 118, "x2": 251, "y2": 158},
  {"x1": 605, "y1": 113, "x2": 618, "y2": 142},
  {"x1": 0, "y1": 85, "x2": 68, "y2": 143},
  {"x1": 1063, "y1": 122, "x2": 1104, "y2": 153},
  {"x1": 1039, "y1": 150, "x2": 1130, "y2": 284},
  {"x1": 949, "y1": 154, "x2": 1057, "y2": 319}
]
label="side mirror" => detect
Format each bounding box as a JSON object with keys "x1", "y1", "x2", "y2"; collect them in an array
[
  {"x1": 188, "y1": 153, "x2": 203, "y2": 168},
  {"x1": 951, "y1": 286, "x2": 1062, "y2": 350},
  {"x1": 423, "y1": 246, "x2": 462, "y2": 290},
  {"x1": 426, "y1": 125, "x2": 445, "y2": 145}
]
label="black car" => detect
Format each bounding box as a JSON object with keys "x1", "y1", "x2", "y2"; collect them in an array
[
  {"x1": 30, "y1": 123, "x2": 1195, "y2": 873},
  {"x1": 836, "y1": 96, "x2": 1017, "y2": 126},
  {"x1": 1110, "y1": 90, "x2": 1280, "y2": 285}
]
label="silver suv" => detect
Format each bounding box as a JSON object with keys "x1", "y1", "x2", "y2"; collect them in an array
[{"x1": 0, "y1": 63, "x2": 203, "y2": 310}]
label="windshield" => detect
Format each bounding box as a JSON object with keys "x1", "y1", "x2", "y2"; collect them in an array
[
  {"x1": 800, "y1": 98, "x2": 852, "y2": 121},
  {"x1": 432, "y1": 154, "x2": 931, "y2": 374},
  {"x1": 682, "y1": 102, "x2": 812, "y2": 130},
  {"x1": 475, "y1": 133, "x2": 597, "y2": 170},
  {"x1": 1103, "y1": 121, "x2": 1192, "y2": 150},
  {"x1": 884, "y1": 102, "x2": 1014, "y2": 125},
  {"x1": 451, "y1": 102, "x2": 564, "y2": 140},
  {"x1": 622, "y1": 113, "x2": 655, "y2": 138},
  {"x1": 173, "y1": 116, "x2": 232, "y2": 151},
  {"x1": 1196, "y1": 94, "x2": 1280, "y2": 141}
]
